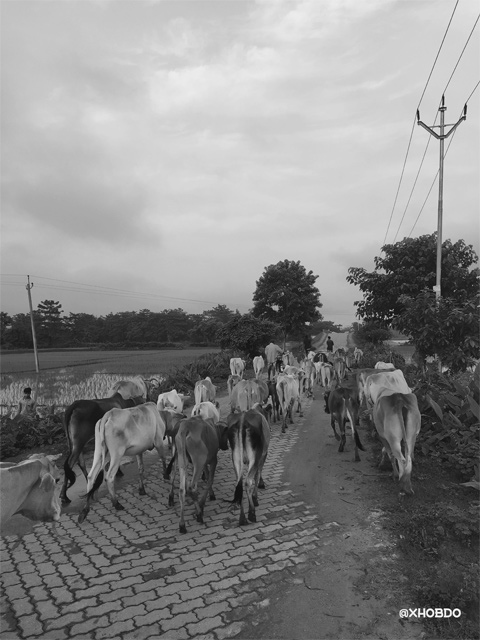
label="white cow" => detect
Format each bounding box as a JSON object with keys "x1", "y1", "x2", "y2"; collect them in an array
[
  {"x1": 194, "y1": 377, "x2": 217, "y2": 406},
  {"x1": 359, "y1": 369, "x2": 410, "y2": 408},
  {"x1": 375, "y1": 361, "x2": 395, "y2": 370},
  {"x1": 252, "y1": 355, "x2": 265, "y2": 378},
  {"x1": 230, "y1": 358, "x2": 246, "y2": 379},
  {"x1": 156, "y1": 389, "x2": 185, "y2": 413},
  {"x1": 79, "y1": 403, "x2": 167, "y2": 523},
  {"x1": 192, "y1": 401, "x2": 220, "y2": 424}
]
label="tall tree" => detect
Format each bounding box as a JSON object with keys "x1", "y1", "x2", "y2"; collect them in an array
[
  {"x1": 36, "y1": 300, "x2": 64, "y2": 347},
  {"x1": 252, "y1": 259, "x2": 322, "y2": 346},
  {"x1": 347, "y1": 234, "x2": 479, "y2": 325}
]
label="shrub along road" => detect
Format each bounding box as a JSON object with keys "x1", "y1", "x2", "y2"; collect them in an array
[{"x1": 0, "y1": 383, "x2": 426, "y2": 640}]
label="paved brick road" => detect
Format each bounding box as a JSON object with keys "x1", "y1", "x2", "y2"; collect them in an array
[{"x1": 0, "y1": 397, "x2": 328, "y2": 640}]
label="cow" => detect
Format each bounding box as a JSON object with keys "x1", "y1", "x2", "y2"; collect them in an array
[
  {"x1": 353, "y1": 347, "x2": 363, "y2": 363},
  {"x1": 282, "y1": 351, "x2": 295, "y2": 367},
  {"x1": 302, "y1": 359, "x2": 316, "y2": 398},
  {"x1": 194, "y1": 377, "x2": 217, "y2": 406},
  {"x1": 172, "y1": 416, "x2": 229, "y2": 533},
  {"x1": 319, "y1": 362, "x2": 334, "y2": 389},
  {"x1": 227, "y1": 374, "x2": 241, "y2": 400},
  {"x1": 266, "y1": 379, "x2": 281, "y2": 423},
  {"x1": 253, "y1": 355, "x2": 265, "y2": 378},
  {"x1": 60, "y1": 393, "x2": 144, "y2": 504},
  {"x1": 276, "y1": 373, "x2": 303, "y2": 433},
  {"x1": 227, "y1": 406, "x2": 270, "y2": 526},
  {"x1": 359, "y1": 369, "x2": 410, "y2": 408},
  {"x1": 108, "y1": 377, "x2": 160, "y2": 402},
  {"x1": 333, "y1": 357, "x2": 347, "y2": 383},
  {"x1": 372, "y1": 391, "x2": 421, "y2": 495},
  {"x1": 156, "y1": 389, "x2": 186, "y2": 413},
  {"x1": 230, "y1": 379, "x2": 266, "y2": 413},
  {"x1": 0, "y1": 454, "x2": 62, "y2": 523},
  {"x1": 78, "y1": 403, "x2": 171, "y2": 523},
  {"x1": 192, "y1": 401, "x2": 220, "y2": 424},
  {"x1": 324, "y1": 384, "x2": 365, "y2": 462},
  {"x1": 375, "y1": 361, "x2": 395, "y2": 370},
  {"x1": 230, "y1": 358, "x2": 246, "y2": 379}
]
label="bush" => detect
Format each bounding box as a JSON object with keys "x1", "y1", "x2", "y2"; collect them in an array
[{"x1": 0, "y1": 414, "x2": 65, "y2": 460}]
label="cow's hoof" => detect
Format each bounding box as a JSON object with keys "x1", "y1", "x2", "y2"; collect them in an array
[
  {"x1": 163, "y1": 472, "x2": 171, "y2": 480},
  {"x1": 168, "y1": 496, "x2": 174, "y2": 507},
  {"x1": 209, "y1": 493, "x2": 216, "y2": 501},
  {"x1": 60, "y1": 496, "x2": 71, "y2": 505},
  {"x1": 77, "y1": 511, "x2": 88, "y2": 524},
  {"x1": 258, "y1": 479, "x2": 265, "y2": 489},
  {"x1": 239, "y1": 515, "x2": 249, "y2": 526},
  {"x1": 196, "y1": 514, "x2": 204, "y2": 524},
  {"x1": 248, "y1": 511, "x2": 257, "y2": 522},
  {"x1": 253, "y1": 496, "x2": 259, "y2": 507},
  {"x1": 139, "y1": 488, "x2": 146, "y2": 496},
  {"x1": 114, "y1": 503, "x2": 125, "y2": 511},
  {"x1": 179, "y1": 524, "x2": 187, "y2": 534}
]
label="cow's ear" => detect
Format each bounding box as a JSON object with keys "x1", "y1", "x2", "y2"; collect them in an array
[{"x1": 40, "y1": 473, "x2": 56, "y2": 492}]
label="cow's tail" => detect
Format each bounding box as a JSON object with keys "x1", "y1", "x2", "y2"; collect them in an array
[
  {"x1": 84, "y1": 416, "x2": 107, "y2": 499},
  {"x1": 63, "y1": 406, "x2": 77, "y2": 490},
  {"x1": 232, "y1": 413, "x2": 245, "y2": 506}
]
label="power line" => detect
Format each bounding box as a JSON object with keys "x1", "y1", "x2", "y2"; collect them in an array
[
  {"x1": 382, "y1": 0, "x2": 460, "y2": 247},
  {"x1": 408, "y1": 81, "x2": 479, "y2": 236},
  {"x1": 0, "y1": 273, "x2": 251, "y2": 309},
  {"x1": 388, "y1": 10, "x2": 479, "y2": 244}
]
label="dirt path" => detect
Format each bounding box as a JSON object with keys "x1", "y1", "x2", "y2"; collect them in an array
[{"x1": 240, "y1": 388, "x2": 425, "y2": 640}]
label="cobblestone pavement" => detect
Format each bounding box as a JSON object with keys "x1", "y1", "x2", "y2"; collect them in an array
[{"x1": 0, "y1": 397, "x2": 326, "y2": 640}]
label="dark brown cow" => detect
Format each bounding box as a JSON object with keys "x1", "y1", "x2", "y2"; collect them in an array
[
  {"x1": 227, "y1": 405, "x2": 270, "y2": 526},
  {"x1": 60, "y1": 393, "x2": 144, "y2": 504},
  {"x1": 324, "y1": 383, "x2": 365, "y2": 462},
  {"x1": 173, "y1": 416, "x2": 229, "y2": 533}
]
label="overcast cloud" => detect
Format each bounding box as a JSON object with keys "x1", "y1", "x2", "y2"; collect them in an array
[{"x1": 1, "y1": 0, "x2": 479, "y2": 325}]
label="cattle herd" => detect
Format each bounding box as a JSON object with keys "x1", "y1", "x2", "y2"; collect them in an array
[{"x1": 0, "y1": 343, "x2": 421, "y2": 534}]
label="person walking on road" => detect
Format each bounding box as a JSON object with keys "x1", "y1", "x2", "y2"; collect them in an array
[{"x1": 326, "y1": 336, "x2": 334, "y2": 353}]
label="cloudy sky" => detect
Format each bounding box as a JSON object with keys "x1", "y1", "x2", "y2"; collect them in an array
[{"x1": 1, "y1": 0, "x2": 479, "y2": 326}]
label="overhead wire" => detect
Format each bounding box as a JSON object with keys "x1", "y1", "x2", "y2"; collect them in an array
[
  {"x1": 390, "y1": 9, "x2": 479, "y2": 242},
  {"x1": 382, "y1": 0, "x2": 460, "y2": 247},
  {"x1": 408, "y1": 79, "x2": 480, "y2": 236}
]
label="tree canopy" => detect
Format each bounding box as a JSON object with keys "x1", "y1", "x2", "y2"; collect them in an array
[
  {"x1": 347, "y1": 234, "x2": 479, "y2": 325},
  {"x1": 216, "y1": 314, "x2": 279, "y2": 358},
  {"x1": 252, "y1": 259, "x2": 322, "y2": 345}
]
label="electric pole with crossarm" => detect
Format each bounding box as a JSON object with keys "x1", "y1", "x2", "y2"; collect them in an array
[{"x1": 416, "y1": 96, "x2": 467, "y2": 302}]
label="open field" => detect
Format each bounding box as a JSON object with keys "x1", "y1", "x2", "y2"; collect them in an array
[{"x1": 0, "y1": 347, "x2": 219, "y2": 413}]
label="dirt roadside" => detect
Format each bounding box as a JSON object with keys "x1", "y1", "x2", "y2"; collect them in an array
[{"x1": 239, "y1": 390, "x2": 426, "y2": 640}]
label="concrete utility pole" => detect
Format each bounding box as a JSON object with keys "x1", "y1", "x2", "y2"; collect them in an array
[
  {"x1": 26, "y1": 275, "x2": 40, "y2": 373},
  {"x1": 417, "y1": 96, "x2": 467, "y2": 301},
  {"x1": 417, "y1": 97, "x2": 467, "y2": 372}
]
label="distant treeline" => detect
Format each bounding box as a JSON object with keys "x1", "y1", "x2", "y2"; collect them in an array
[{"x1": 1, "y1": 303, "x2": 239, "y2": 350}]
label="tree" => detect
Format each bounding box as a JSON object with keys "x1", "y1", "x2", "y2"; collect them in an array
[
  {"x1": 36, "y1": 300, "x2": 64, "y2": 347},
  {"x1": 347, "y1": 234, "x2": 479, "y2": 325},
  {"x1": 216, "y1": 314, "x2": 279, "y2": 358},
  {"x1": 252, "y1": 259, "x2": 322, "y2": 346},
  {"x1": 355, "y1": 322, "x2": 391, "y2": 347},
  {"x1": 0, "y1": 312, "x2": 13, "y2": 347},
  {"x1": 395, "y1": 290, "x2": 480, "y2": 373}
]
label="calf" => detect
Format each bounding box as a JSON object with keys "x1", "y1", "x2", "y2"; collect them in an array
[
  {"x1": 372, "y1": 391, "x2": 421, "y2": 495},
  {"x1": 302, "y1": 359, "x2": 316, "y2": 398},
  {"x1": 353, "y1": 347, "x2": 363, "y2": 363},
  {"x1": 78, "y1": 403, "x2": 168, "y2": 523},
  {"x1": 324, "y1": 384, "x2": 364, "y2": 461},
  {"x1": 61, "y1": 393, "x2": 144, "y2": 504},
  {"x1": 174, "y1": 416, "x2": 229, "y2": 533},
  {"x1": 227, "y1": 407, "x2": 270, "y2": 526},
  {"x1": 0, "y1": 454, "x2": 62, "y2": 523},
  {"x1": 276, "y1": 373, "x2": 303, "y2": 433}
]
